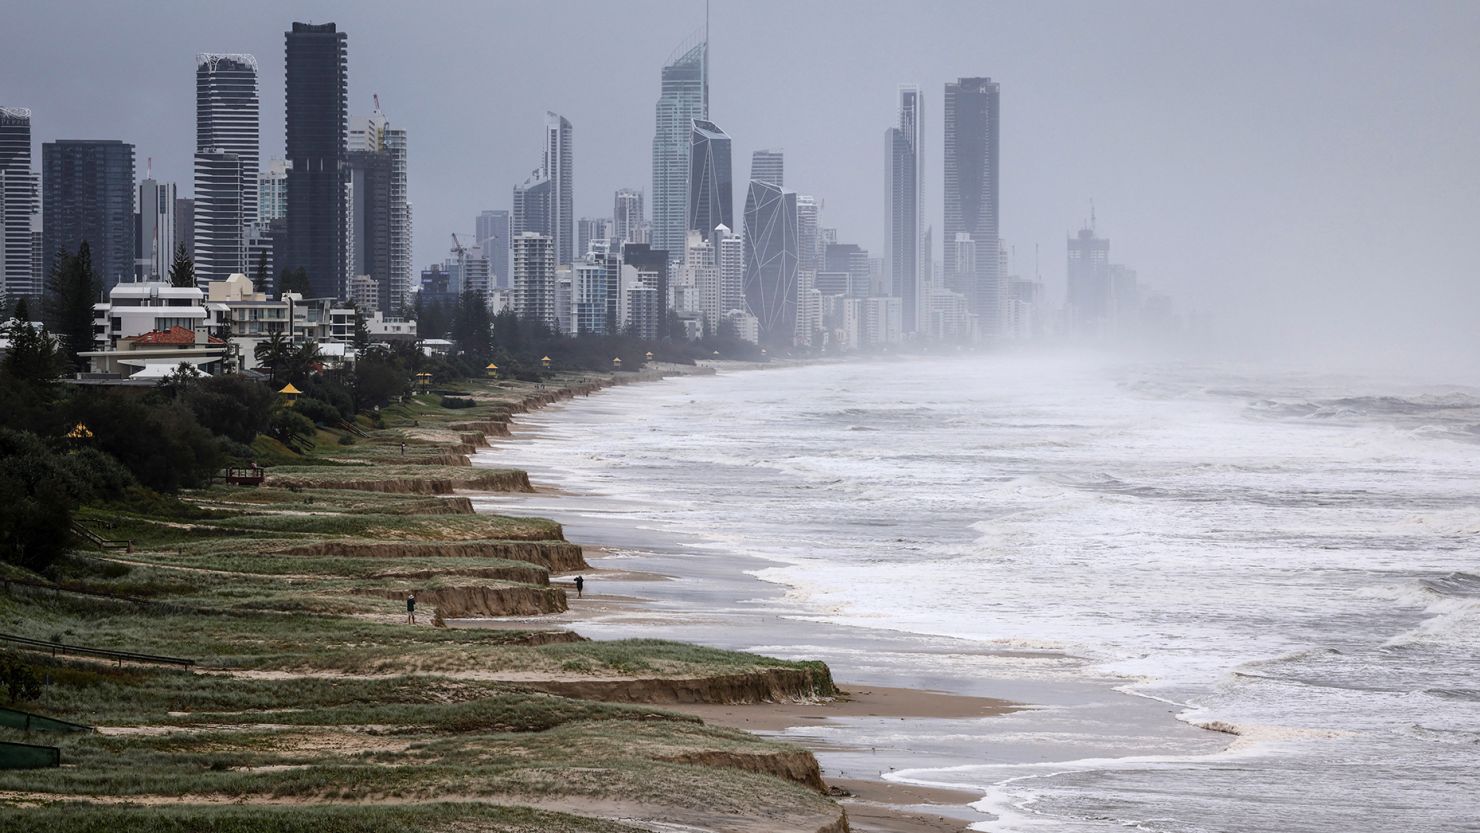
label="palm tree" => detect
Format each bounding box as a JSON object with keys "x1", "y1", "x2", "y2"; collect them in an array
[
  {"x1": 254, "y1": 331, "x2": 291, "y2": 384},
  {"x1": 285, "y1": 340, "x2": 323, "y2": 385}
]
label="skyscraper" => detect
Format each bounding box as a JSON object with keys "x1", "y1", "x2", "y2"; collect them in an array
[
  {"x1": 0, "y1": 107, "x2": 38, "y2": 300},
  {"x1": 715, "y1": 222, "x2": 743, "y2": 314},
  {"x1": 943, "y1": 77, "x2": 1001, "y2": 329},
  {"x1": 651, "y1": 37, "x2": 708, "y2": 259},
  {"x1": 347, "y1": 108, "x2": 411, "y2": 312},
  {"x1": 1067, "y1": 223, "x2": 1111, "y2": 334},
  {"x1": 42, "y1": 139, "x2": 135, "y2": 288},
  {"x1": 194, "y1": 53, "x2": 259, "y2": 283},
  {"x1": 475, "y1": 209, "x2": 510, "y2": 288},
  {"x1": 283, "y1": 22, "x2": 348, "y2": 299},
  {"x1": 194, "y1": 148, "x2": 247, "y2": 283},
  {"x1": 742, "y1": 179, "x2": 799, "y2": 347},
  {"x1": 545, "y1": 112, "x2": 573, "y2": 265},
  {"x1": 135, "y1": 178, "x2": 176, "y2": 281},
  {"x1": 512, "y1": 173, "x2": 552, "y2": 241},
  {"x1": 612, "y1": 189, "x2": 644, "y2": 245},
  {"x1": 886, "y1": 85, "x2": 925, "y2": 332},
  {"x1": 512, "y1": 231, "x2": 556, "y2": 328},
  {"x1": 688, "y1": 119, "x2": 732, "y2": 242},
  {"x1": 795, "y1": 194, "x2": 819, "y2": 274},
  {"x1": 749, "y1": 149, "x2": 784, "y2": 187},
  {"x1": 512, "y1": 112, "x2": 572, "y2": 265}
]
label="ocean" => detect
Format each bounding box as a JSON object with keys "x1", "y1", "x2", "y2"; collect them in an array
[{"x1": 475, "y1": 355, "x2": 1480, "y2": 832}]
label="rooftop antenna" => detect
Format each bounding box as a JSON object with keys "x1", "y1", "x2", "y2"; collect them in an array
[
  {"x1": 1090, "y1": 199, "x2": 1097, "y2": 232},
  {"x1": 146, "y1": 156, "x2": 152, "y2": 178},
  {"x1": 373, "y1": 93, "x2": 380, "y2": 112}
]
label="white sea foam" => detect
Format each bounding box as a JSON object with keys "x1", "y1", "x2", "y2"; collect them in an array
[{"x1": 486, "y1": 356, "x2": 1480, "y2": 832}]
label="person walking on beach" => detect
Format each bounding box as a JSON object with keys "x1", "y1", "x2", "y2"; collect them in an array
[
  {"x1": 406, "y1": 592, "x2": 416, "y2": 624},
  {"x1": 573, "y1": 575, "x2": 584, "y2": 598}
]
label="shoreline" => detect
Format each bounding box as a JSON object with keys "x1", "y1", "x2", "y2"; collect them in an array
[{"x1": 469, "y1": 366, "x2": 1024, "y2": 830}]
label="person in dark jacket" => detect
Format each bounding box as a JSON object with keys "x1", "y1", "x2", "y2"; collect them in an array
[
  {"x1": 406, "y1": 593, "x2": 417, "y2": 624},
  {"x1": 573, "y1": 576, "x2": 584, "y2": 598}
]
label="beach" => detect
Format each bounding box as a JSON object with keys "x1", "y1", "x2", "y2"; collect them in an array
[{"x1": 471, "y1": 355, "x2": 1480, "y2": 832}]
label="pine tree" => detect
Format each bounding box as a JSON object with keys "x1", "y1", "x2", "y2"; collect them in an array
[
  {"x1": 168, "y1": 242, "x2": 196, "y2": 288},
  {"x1": 1, "y1": 318, "x2": 62, "y2": 385},
  {"x1": 12, "y1": 296, "x2": 30, "y2": 322},
  {"x1": 43, "y1": 242, "x2": 99, "y2": 370},
  {"x1": 253, "y1": 250, "x2": 269, "y2": 291}
]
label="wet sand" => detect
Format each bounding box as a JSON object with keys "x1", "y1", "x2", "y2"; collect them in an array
[{"x1": 667, "y1": 684, "x2": 1016, "y2": 733}]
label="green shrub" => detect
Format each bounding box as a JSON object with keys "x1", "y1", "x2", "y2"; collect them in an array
[
  {"x1": 294, "y1": 396, "x2": 343, "y2": 427},
  {"x1": 439, "y1": 396, "x2": 475, "y2": 409}
]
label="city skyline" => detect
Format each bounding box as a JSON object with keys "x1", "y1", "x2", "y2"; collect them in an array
[{"x1": 2, "y1": 1, "x2": 1478, "y2": 358}]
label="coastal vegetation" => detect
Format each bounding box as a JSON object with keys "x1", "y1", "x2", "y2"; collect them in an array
[{"x1": 0, "y1": 369, "x2": 849, "y2": 832}]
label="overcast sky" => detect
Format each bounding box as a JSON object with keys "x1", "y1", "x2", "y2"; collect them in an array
[{"x1": 5, "y1": 1, "x2": 1479, "y2": 365}]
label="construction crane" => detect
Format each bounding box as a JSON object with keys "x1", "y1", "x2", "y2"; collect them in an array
[{"x1": 450, "y1": 234, "x2": 469, "y2": 293}]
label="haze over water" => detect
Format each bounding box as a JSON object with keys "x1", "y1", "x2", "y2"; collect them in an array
[{"x1": 491, "y1": 355, "x2": 1480, "y2": 831}]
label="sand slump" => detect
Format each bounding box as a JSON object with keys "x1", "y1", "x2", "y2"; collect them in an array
[
  {"x1": 515, "y1": 667, "x2": 838, "y2": 706},
  {"x1": 659, "y1": 749, "x2": 829, "y2": 793},
  {"x1": 379, "y1": 496, "x2": 477, "y2": 515},
  {"x1": 267, "y1": 469, "x2": 533, "y2": 494},
  {"x1": 368, "y1": 585, "x2": 568, "y2": 617},
  {"x1": 276, "y1": 540, "x2": 590, "y2": 572}
]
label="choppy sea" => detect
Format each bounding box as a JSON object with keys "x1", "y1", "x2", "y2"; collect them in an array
[{"x1": 477, "y1": 355, "x2": 1480, "y2": 832}]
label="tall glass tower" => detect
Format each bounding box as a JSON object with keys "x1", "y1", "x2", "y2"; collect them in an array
[
  {"x1": 742, "y1": 180, "x2": 799, "y2": 347},
  {"x1": 885, "y1": 85, "x2": 924, "y2": 333},
  {"x1": 944, "y1": 77, "x2": 1000, "y2": 329},
  {"x1": 284, "y1": 22, "x2": 348, "y2": 299},
  {"x1": 42, "y1": 139, "x2": 136, "y2": 289},
  {"x1": 545, "y1": 112, "x2": 573, "y2": 266},
  {"x1": 651, "y1": 38, "x2": 707, "y2": 261},
  {"x1": 687, "y1": 119, "x2": 732, "y2": 243}
]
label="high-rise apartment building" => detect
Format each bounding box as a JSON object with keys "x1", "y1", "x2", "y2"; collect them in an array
[
  {"x1": 42, "y1": 139, "x2": 135, "y2": 288},
  {"x1": 346, "y1": 108, "x2": 411, "y2": 312},
  {"x1": 512, "y1": 112, "x2": 572, "y2": 265},
  {"x1": 258, "y1": 159, "x2": 289, "y2": 222},
  {"x1": 886, "y1": 85, "x2": 925, "y2": 332},
  {"x1": 688, "y1": 119, "x2": 732, "y2": 245},
  {"x1": 714, "y1": 223, "x2": 743, "y2": 315},
  {"x1": 512, "y1": 231, "x2": 556, "y2": 328},
  {"x1": 612, "y1": 188, "x2": 643, "y2": 245},
  {"x1": 0, "y1": 108, "x2": 38, "y2": 300},
  {"x1": 1067, "y1": 223, "x2": 1111, "y2": 334},
  {"x1": 651, "y1": 38, "x2": 707, "y2": 259},
  {"x1": 193, "y1": 53, "x2": 260, "y2": 283},
  {"x1": 283, "y1": 22, "x2": 348, "y2": 299},
  {"x1": 943, "y1": 77, "x2": 1000, "y2": 329},
  {"x1": 174, "y1": 197, "x2": 195, "y2": 260},
  {"x1": 135, "y1": 178, "x2": 176, "y2": 281},
  {"x1": 475, "y1": 209, "x2": 511, "y2": 288},
  {"x1": 742, "y1": 179, "x2": 799, "y2": 347},
  {"x1": 545, "y1": 113, "x2": 573, "y2": 265},
  {"x1": 749, "y1": 149, "x2": 784, "y2": 188},
  {"x1": 796, "y1": 194, "x2": 819, "y2": 274}
]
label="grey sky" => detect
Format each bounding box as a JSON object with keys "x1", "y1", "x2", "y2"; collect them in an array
[{"x1": 5, "y1": 1, "x2": 1479, "y2": 364}]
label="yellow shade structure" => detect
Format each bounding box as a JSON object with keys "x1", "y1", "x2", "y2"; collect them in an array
[
  {"x1": 485, "y1": 362, "x2": 499, "y2": 379},
  {"x1": 278, "y1": 383, "x2": 301, "y2": 406},
  {"x1": 644, "y1": 351, "x2": 654, "y2": 361},
  {"x1": 66, "y1": 421, "x2": 94, "y2": 440},
  {"x1": 541, "y1": 355, "x2": 552, "y2": 368},
  {"x1": 611, "y1": 357, "x2": 623, "y2": 368}
]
